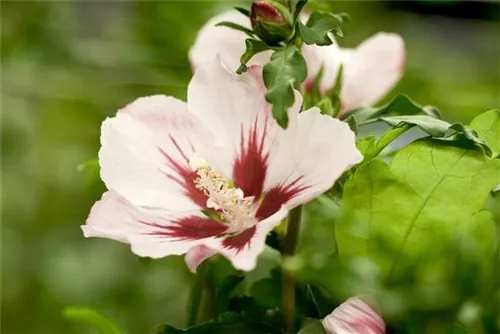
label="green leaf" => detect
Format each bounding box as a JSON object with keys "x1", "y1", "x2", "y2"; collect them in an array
[
  {"x1": 63, "y1": 306, "x2": 123, "y2": 334},
  {"x1": 234, "y1": 6, "x2": 250, "y2": 17},
  {"x1": 237, "y1": 39, "x2": 271, "y2": 74},
  {"x1": 158, "y1": 325, "x2": 184, "y2": 333},
  {"x1": 342, "y1": 94, "x2": 440, "y2": 123},
  {"x1": 215, "y1": 275, "x2": 244, "y2": 317},
  {"x1": 157, "y1": 312, "x2": 281, "y2": 334},
  {"x1": 263, "y1": 46, "x2": 307, "y2": 128},
  {"x1": 446, "y1": 123, "x2": 492, "y2": 157},
  {"x1": 365, "y1": 109, "x2": 496, "y2": 156},
  {"x1": 470, "y1": 109, "x2": 500, "y2": 156},
  {"x1": 357, "y1": 125, "x2": 411, "y2": 162},
  {"x1": 297, "y1": 318, "x2": 326, "y2": 334},
  {"x1": 379, "y1": 115, "x2": 451, "y2": 137},
  {"x1": 344, "y1": 115, "x2": 358, "y2": 134},
  {"x1": 297, "y1": 11, "x2": 344, "y2": 46},
  {"x1": 332, "y1": 12, "x2": 350, "y2": 23},
  {"x1": 250, "y1": 270, "x2": 281, "y2": 308},
  {"x1": 293, "y1": 0, "x2": 308, "y2": 21},
  {"x1": 216, "y1": 21, "x2": 255, "y2": 38},
  {"x1": 336, "y1": 140, "x2": 500, "y2": 278},
  {"x1": 297, "y1": 22, "x2": 332, "y2": 46}
]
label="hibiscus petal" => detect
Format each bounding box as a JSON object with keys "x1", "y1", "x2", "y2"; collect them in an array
[
  {"x1": 187, "y1": 57, "x2": 302, "y2": 199},
  {"x1": 322, "y1": 297, "x2": 385, "y2": 334},
  {"x1": 259, "y1": 107, "x2": 362, "y2": 216},
  {"x1": 189, "y1": 10, "x2": 272, "y2": 71},
  {"x1": 341, "y1": 33, "x2": 405, "y2": 112},
  {"x1": 206, "y1": 207, "x2": 288, "y2": 271},
  {"x1": 185, "y1": 245, "x2": 217, "y2": 273},
  {"x1": 99, "y1": 95, "x2": 214, "y2": 211},
  {"x1": 83, "y1": 190, "x2": 228, "y2": 259},
  {"x1": 302, "y1": 42, "x2": 343, "y2": 93}
]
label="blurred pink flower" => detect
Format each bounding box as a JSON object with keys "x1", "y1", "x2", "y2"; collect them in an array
[
  {"x1": 322, "y1": 297, "x2": 385, "y2": 334},
  {"x1": 189, "y1": 10, "x2": 405, "y2": 115},
  {"x1": 82, "y1": 58, "x2": 362, "y2": 272}
]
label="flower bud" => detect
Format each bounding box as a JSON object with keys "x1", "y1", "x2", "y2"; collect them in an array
[{"x1": 251, "y1": 1, "x2": 293, "y2": 44}]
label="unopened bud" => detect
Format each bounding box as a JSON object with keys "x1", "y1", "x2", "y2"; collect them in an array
[{"x1": 251, "y1": 1, "x2": 293, "y2": 44}]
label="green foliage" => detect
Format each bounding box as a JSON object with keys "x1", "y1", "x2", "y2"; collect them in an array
[
  {"x1": 344, "y1": 115, "x2": 358, "y2": 134},
  {"x1": 63, "y1": 306, "x2": 123, "y2": 334},
  {"x1": 292, "y1": 0, "x2": 309, "y2": 21},
  {"x1": 315, "y1": 97, "x2": 335, "y2": 117},
  {"x1": 375, "y1": 110, "x2": 497, "y2": 157},
  {"x1": 250, "y1": 270, "x2": 282, "y2": 308},
  {"x1": 303, "y1": 64, "x2": 324, "y2": 110},
  {"x1": 214, "y1": 275, "x2": 244, "y2": 317},
  {"x1": 234, "y1": 6, "x2": 250, "y2": 17},
  {"x1": 215, "y1": 21, "x2": 255, "y2": 37},
  {"x1": 158, "y1": 312, "x2": 281, "y2": 334},
  {"x1": 297, "y1": 318, "x2": 325, "y2": 334},
  {"x1": 263, "y1": 45, "x2": 307, "y2": 128},
  {"x1": 470, "y1": 109, "x2": 500, "y2": 156},
  {"x1": 3, "y1": 1, "x2": 500, "y2": 333},
  {"x1": 336, "y1": 140, "x2": 500, "y2": 278},
  {"x1": 342, "y1": 94, "x2": 439, "y2": 123},
  {"x1": 297, "y1": 11, "x2": 345, "y2": 46},
  {"x1": 357, "y1": 125, "x2": 410, "y2": 162},
  {"x1": 77, "y1": 158, "x2": 105, "y2": 196},
  {"x1": 446, "y1": 123, "x2": 493, "y2": 157},
  {"x1": 379, "y1": 115, "x2": 450, "y2": 137},
  {"x1": 237, "y1": 39, "x2": 272, "y2": 74}
]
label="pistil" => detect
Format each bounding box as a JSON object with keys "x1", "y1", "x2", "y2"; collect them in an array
[{"x1": 189, "y1": 155, "x2": 258, "y2": 233}]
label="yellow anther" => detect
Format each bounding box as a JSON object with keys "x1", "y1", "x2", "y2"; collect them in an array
[{"x1": 189, "y1": 154, "x2": 258, "y2": 233}]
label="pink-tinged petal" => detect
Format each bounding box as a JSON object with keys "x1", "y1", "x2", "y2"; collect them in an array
[
  {"x1": 341, "y1": 33, "x2": 405, "y2": 112},
  {"x1": 207, "y1": 207, "x2": 288, "y2": 271},
  {"x1": 99, "y1": 95, "x2": 214, "y2": 211},
  {"x1": 263, "y1": 108, "x2": 362, "y2": 212},
  {"x1": 83, "y1": 190, "x2": 227, "y2": 260},
  {"x1": 339, "y1": 48, "x2": 354, "y2": 63},
  {"x1": 322, "y1": 297, "x2": 385, "y2": 334},
  {"x1": 185, "y1": 245, "x2": 217, "y2": 273},
  {"x1": 189, "y1": 10, "x2": 272, "y2": 71},
  {"x1": 187, "y1": 57, "x2": 303, "y2": 198},
  {"x1": 302, "y1": 42, "x2": 343, "y2": 93}
]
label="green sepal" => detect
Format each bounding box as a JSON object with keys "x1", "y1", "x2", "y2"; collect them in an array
[
  {"x1": 234, "y1": 6, "x2": 250, "y2": 17},
  {"x1": 216, "y1": 21, "x2": 255, "y2": 37}
]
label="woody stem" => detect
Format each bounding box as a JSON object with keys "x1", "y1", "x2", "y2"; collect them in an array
[{"x1": 281, "y1": 205, "x2": 303, "y2": 334}]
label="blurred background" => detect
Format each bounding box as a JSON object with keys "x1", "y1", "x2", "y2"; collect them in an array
[{"x1": 2, "y1": 1, "x2": 499, "y2": 333}]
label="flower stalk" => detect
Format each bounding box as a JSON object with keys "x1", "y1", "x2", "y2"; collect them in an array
[
  {"x1": 281, "y1": 205, "x2": 303, "y2": 333},
  {"x1": 186, "y1": 262, "x2": 208, "y2": 327}
]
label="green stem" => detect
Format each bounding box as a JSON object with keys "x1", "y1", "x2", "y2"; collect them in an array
[
  {"x1": 282, "y1": 205, "x2": 303, "y2": 333},
  {"x1": 186, "y1": 262, "x2": 208, "y2": 327}
]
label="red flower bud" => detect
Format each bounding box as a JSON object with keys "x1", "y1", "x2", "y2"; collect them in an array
[{"x1": 250, "y1": 1, "x2": 293, "y2": 44}]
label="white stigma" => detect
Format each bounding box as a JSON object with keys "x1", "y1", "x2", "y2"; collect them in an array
[
  {"x1": 188, "y1": 154, "x2": 209, "y2": 171},
  {"x1": 189, "y1": 154, "x2": 257, "y2": 233}
]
